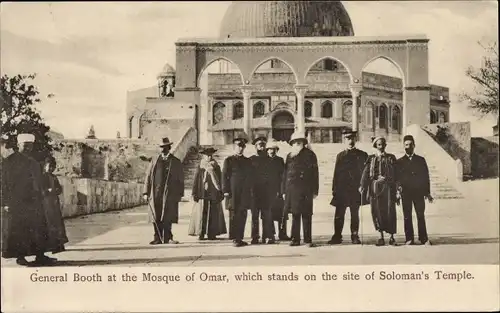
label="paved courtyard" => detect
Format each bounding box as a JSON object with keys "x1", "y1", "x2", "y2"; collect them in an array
[{"x1": 2, "y1": 179, "x2": 499, "y2": 267}]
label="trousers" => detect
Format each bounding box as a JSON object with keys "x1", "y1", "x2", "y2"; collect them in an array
[
  {"x1": 402, "y1": 194, "x2": 428, "y2": 242},
  {"x1": 333, "y1": 206, "x2": 360, "y2": 238},
  {"x1": 251, "y1": 207, "x2": 274, "y2": 240},
  {"x1": 291, "y1": 213, "x2": 312, "y2": 243},
  {"x1": 233, "y1": 210, "x2": 248, "y2": 241}
]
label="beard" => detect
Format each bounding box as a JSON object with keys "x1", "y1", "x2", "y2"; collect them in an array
[
  {"x1": 290, "y1": 145, "x2": 303, "y2": 156},
  {"x1": 405, "y1": 148, "x2": 413, "y2": 155}
]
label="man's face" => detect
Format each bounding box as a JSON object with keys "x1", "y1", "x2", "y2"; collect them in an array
[
  {"x1": 375, "y1": 139, "x2": 386, "y2": 152},
  {"x1": 292, "y1": 141, "x2": 304, "y2": 150},
  {"x1": 344, "y1": 135, "x2": 355, "y2": 147},
  {"x1": 162, "y1": 146, "x2": 171, "y2": 154},
  {"x1": 18, "y1": 142, "x2": 33, "y2": 153},
  {"x1": 404, "y1": 140, "x2": 415, "y2": 155},
  {"x1": 256, "y1": 141, "x2": 266, "y2": 152},
  {"x1": 235, "y1": 143, "x2": 245, "y2": 154},
  {"x1": 267, "y1": 148, "x2": 276, "y2": 157}
]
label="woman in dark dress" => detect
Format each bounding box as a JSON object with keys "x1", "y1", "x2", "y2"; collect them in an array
[
  {"x1": 41, "y1": 156, "x2": 68, "y2": 253},
  {"x1": 188, "y1": 148, "x2": 227, "y2": 240}
]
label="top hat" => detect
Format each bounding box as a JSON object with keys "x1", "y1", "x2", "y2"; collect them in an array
[
  {"x1": 265, "y1": 139, "x2": 280, "y2": 151},
  {"x1": 289, "y1": 131, "x2": 308, "y2": 145},
  {"x1": 17, "y1": 133, "x2": 35, "y2": 144},
  {"x1": 403, "y1": 135, "x2": 415, "y2": 143},
  {"x1": 200, "y1": 147, "x2": 217, "y2": 155},
  {"x1": 252, "y1": 136, "x2": 268, "y2": 145},
  {"x1": 233, "y1": 137, "x2": 248, "y2": 146},
  {"x1": 159, "y1": 137, "x2": 174, "y2": 147},
  {"x1": 372, "y1": 136, "x2": 386, "y2": 148}
]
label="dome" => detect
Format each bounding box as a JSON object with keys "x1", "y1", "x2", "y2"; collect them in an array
[
  {"x1": 219, "y1": 1, "x2": 354, "y2": 39},
  {"x1": 157, "y1": 63, "x2": 175, "y2": 78}
]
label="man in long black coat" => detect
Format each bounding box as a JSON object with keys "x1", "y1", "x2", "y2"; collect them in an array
[
  {"x1": 266, "y1": 139, "x2": 290, "y2": 241},
  {"x1": 222, "y1": 137, "x2": 254, "y2": 247},
  {"x1": 396, "y1": 135, "x2": 433, "y2": 246},
  {"x1": 282, "y1": 132, "x2": 319, "y2": 247},
  {"x1": 249, "y1": 137, "x2": 274, "y2": 244},
  {"x1": 143, "y1": 137, "x2": 184, "y2": 245},
  {"x1": 328, "y1": 130, "x2": 368, "y2": 245}
]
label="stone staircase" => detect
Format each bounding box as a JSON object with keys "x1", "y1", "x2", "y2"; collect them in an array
[{"x1": 182, "y1": 142, "x2": 463, "y2": 199}]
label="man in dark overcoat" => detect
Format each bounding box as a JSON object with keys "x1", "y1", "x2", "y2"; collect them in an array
[
  {"x1": 282, "y1": 132, "x2": 319, "y2": 247},
  {"x1": 266, "y1": 139, "x2": 290, "y2": 241},
  {"x1": 328, "y1": 130, "x2": 368, "y2": 245},
  {"x1": 249, "y1": 136, "x2": 274, "y2": 244},
  {"x1": 143, "y1": 137, "x2": 184, "y2": 245},
  {"x1": 1, "y1": 133, "x2": 54, "y2": 266},
  {"x1": 396, "y1": 135, "x2": 434, "y2": 246},
  {"x1": 222, "y1": 137, "x2": 254, "y2": 247}
]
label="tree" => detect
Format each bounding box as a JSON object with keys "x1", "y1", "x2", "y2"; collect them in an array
[
  {"x1": 0, "y1": 74, "x2": 53, "y2": 163},
  {"x1": 460, "y1": 41, "x2": 499, "y2": 124}
]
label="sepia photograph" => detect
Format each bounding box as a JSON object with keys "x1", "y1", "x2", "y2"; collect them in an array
[{"x1": 1, "y1": 0, "x2": 499, "y2": 311}]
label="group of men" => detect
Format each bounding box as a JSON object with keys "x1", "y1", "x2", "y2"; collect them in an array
[{"x1": 143, "y1": 128, "x2": 434, "y2": 248}]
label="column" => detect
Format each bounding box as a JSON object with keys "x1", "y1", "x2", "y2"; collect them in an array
[
  {"x1": 294, "y1": 85, "x2": 308, "y2": 134},
  {"x1": 241, "y1": 86, "x2": 253, "y2": 139},
  {"x1": 349, "y1": 84, "x2": 363, "y2": 132}
]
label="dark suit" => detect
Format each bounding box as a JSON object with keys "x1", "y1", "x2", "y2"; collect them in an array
[
  {"x1": 396, "y1": 154, "x2": 431, "y2": 243},
  {"x1": 250, "y1": 153, "x2": 274, "y2": 240},
  {"x1": 222, "y1": 154, "x2": 254, "y2": 241},
  {"x1": 282, "y1": 148, "x2": 319, "y2": 243},
  {"x1": 331, "y1": 148, "x2": 368, "y2": 239}
]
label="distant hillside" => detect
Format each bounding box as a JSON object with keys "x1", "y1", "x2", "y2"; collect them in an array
[{"x1": 48, "y1": 130, "x2": 64, "y2": 140}]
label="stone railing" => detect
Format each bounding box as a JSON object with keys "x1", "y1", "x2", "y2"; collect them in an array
[
  {"x1": 58, "y1": 176, "x2": 144, "y2": 218},
  {"x1": 406, "y1": 124, "x2": 464, "y2": 187},
  {"x1": 171, "y1": 126, "x2": 198, "y2": 162}
]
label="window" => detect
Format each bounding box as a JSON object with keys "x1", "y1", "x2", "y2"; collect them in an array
[
  {"x1": 438, "y1": 112, "x2": 447, "y2": 123},
  {"x1": 342, "y1": 100, "x2": 352, "y2": 122},
  {"x1": 253, "y1": 101, "x2": 265, "y2": 118},
  {"x1": 233, "y1": 102, "x2": 244, "y2": 120},
  {"x1": 304, "y1": 101, "x2": 313, "y2": 118},
  {"x1": 324, "y1": 59, "x2": 337, "y2": 71},
  {"x1": 366, "y1": 106, "x2": 373, "y2": 128},
  {"x1": 321, "y1": 101, "x2": 333, "y2": 118},
  {"x1": 430, "y1": 110, "x2": 438, "y2": 123},
  {"x1": 391, "y1": 106, "x2": 401, "y2": 132},
  {"x1": 213, "y1": 102, "x2": 226, "y2": 125},
  {"x1": 379, "y1": 104, "x2": 388, "y2": 129}
]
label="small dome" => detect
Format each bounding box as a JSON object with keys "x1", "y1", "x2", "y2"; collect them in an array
[
  {"x1": 157, "y1": 63, "x2": 176, "y2": 78},
  {"x1": 219, "y1": 1, "x2": 354, "y2": 39}
]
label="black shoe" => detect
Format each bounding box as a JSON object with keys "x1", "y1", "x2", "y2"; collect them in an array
[
  {"x1": 389, "y1": 237, "x2": 397, "y2": 246},
  {"x1": 267, "y1": 238, "x2": 276, "y2": 244},
  {"x1": 289, "y1": 241, "x2": 300, "y2": 247},
  {"x1": 279, "y1": 234, "x2": 291, "y2": 241},
  {"x1": 234, "y1": 240, "x2": 248, "y2": 247},
  {"x1": 375, "y1": 238, "x2": 385, "y2": 246},
  {"x1": 207, "y1": 236, "x2": 216, "y2": 240},
  {"x1": 351, "y1": 235, "x2": 361, "y2": 245},
  {"x1": 150, "y1": 239, "x2": 162, "y2": 245},
  {"x1": 327, "y1": 236, "x2": 342, "y2": 245},
  {"x1": 16, "y1": 257, "x2": 29, "y2": 266},
  {"x1": 33, "y1": 255, "x2": 57, "y2": 266},
  {"x1": 198, "y1": 235, "x2": 206, "y2": 241},
  {"x1": 308, "y1": 243, "x2": 317, "y2": 248},
  {"x1": 251, "y1": 238, "x2": 260, "y2": 245}
]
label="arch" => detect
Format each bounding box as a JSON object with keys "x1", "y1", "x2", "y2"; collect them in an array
[
  {"x1": 391, "y1": 105, "x2": 401, "y2": 133},
  {"x1": 138, "y1": 113, "x2": 147, "y2": 138},
  {"x1": 304, "y1": 101, "x2": 313, "y2": 118},
  {"x1": 212, "y1": 102, "x2": 226, "y2": 125},
  {"x1": 304, "y1": 56, "x2": 353, "y2": 82},
  {"x1": 438, "y1": 111, "x2": 447, "y2": 123},
  {"x1": 342, "y1": 100, "x2": 353, "y2": 122},
  {"x1": 321, "y1": 100, "x2": 333, "y2": 118},
  {"x1": 249, "y1": 56, "x2": 299, "y2": 83},
  {"x1": 271, "y1": 110, "x2": 295, "y2": 142},
  {"x1": 361, "y1": 55, "x2": 406, "y2": 87},
  {"x1": 378, "y1": 103, "x2": 388, "y2": 129},
  {"x1": 232, "y1": 101, "x2": 244, "y2": 120},
  {"x1": 197, "y1": 56, "x2": 244, "y2": 86},
  {"x1": 253, "y1": 101, "x2": 265, "y2": 118},
  {"x1": 430, "y1": 110, "x2": 438, "y2": 124}
]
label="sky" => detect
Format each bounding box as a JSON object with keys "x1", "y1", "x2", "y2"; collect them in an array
[{"x1": 1, "y1": 1, "x2": 498, "y2": 138}]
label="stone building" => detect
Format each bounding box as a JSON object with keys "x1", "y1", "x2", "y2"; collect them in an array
[{"x1": 127, "y1": 1, "x2": 451, "y2": 144}]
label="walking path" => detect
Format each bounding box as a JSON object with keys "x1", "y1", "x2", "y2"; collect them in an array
[{"x1": 2, "y1": 179, "x2": 498, "y2": 267}]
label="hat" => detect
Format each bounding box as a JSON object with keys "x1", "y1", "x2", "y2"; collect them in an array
[
  {"x1": 252, "y1": 136, "x2": 268, "y2": 145},
  {"x1": 233, "y1": 137, "x2": 248, "y2": 146},
  {"x1": 289, "y1": 131, "x2": 308, "y2": 145},
  {"x1": 265, "y1": 139, "x2": 279, "y2": 151},
  {"x1": 17, "y1": 133, "x2": 35, "y2": 143},
  {"x1": 372, "y1": 136, "x2": 386, "y2": 148},
  {"x1": 200, "y1": 147, "x2": 217, "y2": 155},
  {"x1": 159, "y1": 137, "x2": 173, "y2": 147},
  {"x1": 403, "y1": 135, "x2": 415, "y2": 143},
  {"x1": 342, "y1": 129, "x2": 357, "y2": 137}
]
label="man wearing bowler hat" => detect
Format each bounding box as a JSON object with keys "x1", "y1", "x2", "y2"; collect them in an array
[
  {"x1": 328, "y1": 130, "x2": 368, "y2": 245},
  {"x1": 222, "y1": 137, "x2": 254, "y2": 247},
  {"x1": 396, "y1": 135, "x2": 433, "y2": 245},
  {"x1": 143, "y1": 137, "x2": 184, "y2": 245},
  {"x1": 282, "y1": 131, "x2": 319, "y2": 247},
  {"x1": 249, "y1": 136, "x2": 274, "y2": 244}
]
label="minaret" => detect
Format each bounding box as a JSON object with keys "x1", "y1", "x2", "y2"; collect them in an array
[
  {"x1": 86, "y1": 125, "x2": 96, "y2": 139},
  {"x1": 157, "y1": 63, "x2": 176, "y2": 98}
]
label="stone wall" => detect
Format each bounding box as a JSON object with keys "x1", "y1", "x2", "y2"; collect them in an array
[
  {"x1": 421, "y1": 122, "x2": 471, "y2": 176},
  {"x1": 471, "y1": 136, "x2": 499, "y2": 178},
  {"x1": 58, "y1": 176, "x2": 144, "y2": 218}
]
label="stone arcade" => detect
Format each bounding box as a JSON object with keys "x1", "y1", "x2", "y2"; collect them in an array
[{"x1": 127, "y1": 1, "x2": 450, "y2": 144}]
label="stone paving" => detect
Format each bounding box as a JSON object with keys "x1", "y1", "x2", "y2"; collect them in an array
[{"x1": 1, "y1": 179, "x2": 498, "y2": 267}]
